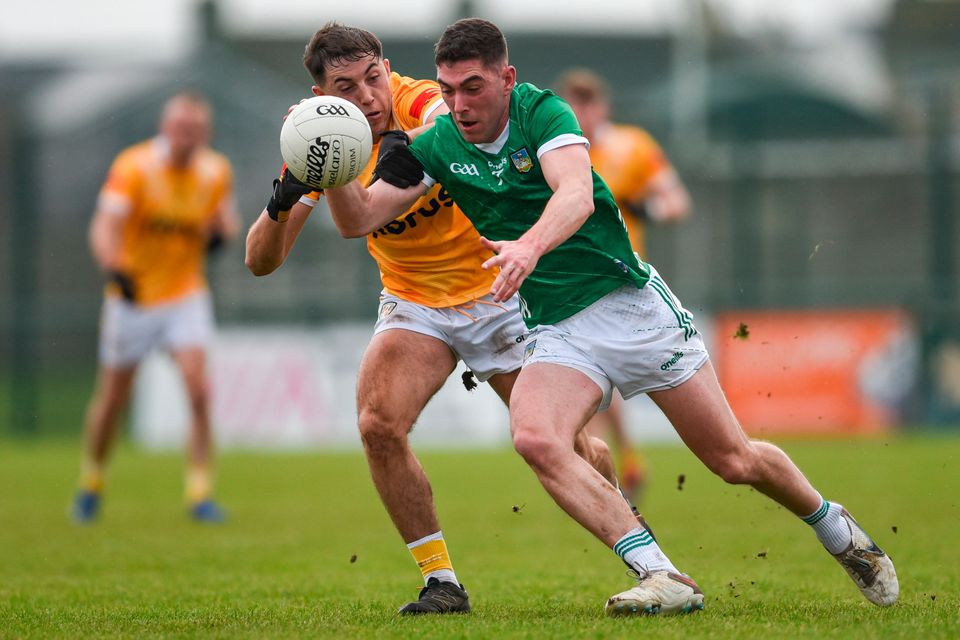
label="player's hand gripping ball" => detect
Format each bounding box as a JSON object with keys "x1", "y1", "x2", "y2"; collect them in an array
[{"x1": 280, "y1": 96, "x2": 373, "y2": 189}]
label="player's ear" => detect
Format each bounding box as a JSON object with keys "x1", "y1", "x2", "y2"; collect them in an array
[
  {"x1": 382, "y1": 58, "x2": 391, "y2": 75},
  {"x1": 311, "y1": 85, "x2": 324, "y2": 97},
  {"x1": 502, "y1": 65, "x2": 517, "y2": 93}
]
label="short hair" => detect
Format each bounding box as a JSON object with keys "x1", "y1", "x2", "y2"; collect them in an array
[
  {"x1": 303, "y1": 22, "x2": 384, "y2": 86},
  {"x1": 434, "y1": 18, "x2": 508, "y2": 68},
  {"x1": 161, "y1": 91, "x2": 212, "y2": 123},
  {"x1": 555, "y1": 68, "x2": 610, "y2": 104}
]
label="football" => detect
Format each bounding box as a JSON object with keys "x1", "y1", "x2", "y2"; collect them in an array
[{"x1": 279, "y1": 95, "x2": 373, "y2": 189}]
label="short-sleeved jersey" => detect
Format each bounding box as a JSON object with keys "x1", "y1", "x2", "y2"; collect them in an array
[
  {"x1": 97, "y1": 137, "x2": 232, "y2": 306},
  {"x1": 302, "y1": 72, "x2": 495, "y2": 307},
  {"x1": 409, "y1": 82, "x2": 650, "y2": 328},
  {"x1": 589, "y1": 124, "x2": 668, "y2": 256}
]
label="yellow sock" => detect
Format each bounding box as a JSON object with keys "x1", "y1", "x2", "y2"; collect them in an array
[
  {"x1": 407, "y1": 532, "x2": 459, "y2": 585},
  {"x1": 185, "y1": 465, "x2": 212, "y2": 504},
  {"x1": 79, "y1": 459, "x2": 104, "y2": 493}
]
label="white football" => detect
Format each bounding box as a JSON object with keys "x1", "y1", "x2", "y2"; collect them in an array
[{"x1": 279, "y1": 95, "x2": 373, "y2": 189}]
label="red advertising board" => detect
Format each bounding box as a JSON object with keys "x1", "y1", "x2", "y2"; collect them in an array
[{"x1": 714, "y1": 310, "x2": 915, "y2": 436}]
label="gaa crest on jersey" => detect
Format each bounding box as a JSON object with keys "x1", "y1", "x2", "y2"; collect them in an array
[{"x1": 509, "y1": 148, "x2": 534, "y2": 173}]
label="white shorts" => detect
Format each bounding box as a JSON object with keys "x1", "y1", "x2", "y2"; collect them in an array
[
  {"x1": 98, "y1": 290, "x2": 214, "y2": 368},
  {"x1": 373, "y1": 292, "x2": 527, "y2": 382},
  {"x1": 522, "y1": 266, "x2": 708, "y2": 411}
]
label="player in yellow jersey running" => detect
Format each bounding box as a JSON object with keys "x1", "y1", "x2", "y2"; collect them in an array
[
  {"x1": 246, "y1": 23, "x2": 623, "y2": 615},
  {"x1": 72, "y1": 92, "x2": 240, "y2": 524},
  {"x1": 556, "y1": 68, "x2": 693, "y2": 503}
]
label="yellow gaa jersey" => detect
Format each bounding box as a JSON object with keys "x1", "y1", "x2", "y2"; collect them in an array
[
  {"x1": 589, "y1": 124, "x2": 667, "y2": 256},
  {"x1": 98, "y1": 137, "x2": 233, "y2": 306},
  {"x1": 305, "y1": 73, "x2": 496, "y2": 308}
]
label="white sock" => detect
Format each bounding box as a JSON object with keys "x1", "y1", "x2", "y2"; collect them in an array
[
  {"x1": 424, "y1": 568, "x2": 458, "y2": 585},
  {"x1": 613, "y1": 527, "x2": 679, "y2": 575},
  {"x1": 801, "y1": 498, "x2": 852, "y2": 554}
]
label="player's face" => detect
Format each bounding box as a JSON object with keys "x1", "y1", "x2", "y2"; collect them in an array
[
  {"x1": 315, "y1": 56, "x2": 393, "y2": 136},
  {"x1": 160, "y1": 101, "x2": 211, "y2": 166},
  {"x1": 563, "y1": 97, "x2": 606, "y2": 140},
  {"x1": 437, "y1": 60, "x2": 516, "y2": 144}
]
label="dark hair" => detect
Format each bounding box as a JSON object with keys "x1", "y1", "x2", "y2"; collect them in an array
[
  {"x1": 303, "y1": 22, "x2": 383, "y2": 86},
  {"x1": 434, "y1": 18, "x2": 508, "y2": 68}
]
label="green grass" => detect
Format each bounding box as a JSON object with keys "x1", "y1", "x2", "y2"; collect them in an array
[{"x1": 1, "y1": 436, "x2": 958, "y2": 638}]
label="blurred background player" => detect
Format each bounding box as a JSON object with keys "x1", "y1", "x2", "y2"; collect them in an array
[
  {"x1": 71, "y1": 92, "x2": 240, "y2": 524},
  {"x1": 556, "y1": 68, "x2": 693, "y2": 503},
  {"x1": 246, "y1": 23, "x2": 622, "y2": 614}
]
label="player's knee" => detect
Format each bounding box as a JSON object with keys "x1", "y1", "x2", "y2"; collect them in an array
[
  {"x1": 512, "y1": 422, "x2": 564, "y2": 470},
  {"x1": 585, "y1": 436, "x2": 610, "y2": 467},
  {"x1": 357, "y1": 407, "x2": 409, "y2": 454},
  {"x1": 183, "y1": 378, "x2": 209, "y2": 413},
  {"x1": 708, "y1": 447, "x2": 758, "y2": 485}
]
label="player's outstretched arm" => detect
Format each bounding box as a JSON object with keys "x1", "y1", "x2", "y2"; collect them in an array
[
  {"x1": 642, "y1": 166, "x2": 692, "y2": 223},
  {"x1": 206, "y1": 193, "x2": 241, "y2": 254},
  {"x1": 482, "y1": 143, "x2": 595, "y2": 302},
  {"x1": 245, "y1": 201, "x2": 314, "y2": 276},
  {"x1": 89, "y1": 205, "x2": 138, "y2": 301},
  {"x1": 325, "y1": 178, "x2": 425, "y2": 238},
  {"x1": 245, "y1": 169, "x2": 315, "y2": 276},
  {"x1": 326, "y1": 129, "x2": 428, "y2": 237},
  {"x1": 89, "y1": 207, "x2": 125, "y2": 275}
]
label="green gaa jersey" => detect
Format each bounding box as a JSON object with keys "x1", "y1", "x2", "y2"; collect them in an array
[{"x1": 409, "y1": 82, "x2": 650, "y2": 327}]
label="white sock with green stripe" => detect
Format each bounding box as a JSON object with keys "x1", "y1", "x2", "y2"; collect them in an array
[
  {"x1": 613, "y1": 527, "x2": 678, "y2": 575},
  {"x1": 801, "y1": 498, "x2": 852, "y2": 554}
]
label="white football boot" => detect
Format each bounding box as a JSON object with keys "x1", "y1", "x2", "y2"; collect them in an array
[
  {"x1": 832, "y1": 508, "x2": 899, "y2": 606},
  {"x1": 605, "y1": 571, "x2": 705, "y2": 616}
]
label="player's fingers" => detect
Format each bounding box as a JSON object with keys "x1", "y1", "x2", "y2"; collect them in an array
[
  {"x1": 283, "y1": 99, "x2": 308, "y2": 121},
  {"x1": 491, "y1": 278, "x2": 508, "y2": 302},
  {"x1": 479, "y1": 236, "x2": 501, "y2": 253},
  {"x1": 492, "y1": 275, "x2": 519, "y2": 303},
  {"x1": 482, "y1": 253, "x2": 505, "y2": 271},
  {"x1": 492, "y1": 264, "x2": 522, "y2": 301}
]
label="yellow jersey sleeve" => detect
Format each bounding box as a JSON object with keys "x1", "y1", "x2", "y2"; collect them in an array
[
  {"x1": 389, "y1": 73, "x2": 444, "y2": 129},
  {"x1": 98, "y1": 147, "x2": 144, "y2": 215},
  {"x1": 589, "y1": 124, "x2": 670, "y2": 256}
]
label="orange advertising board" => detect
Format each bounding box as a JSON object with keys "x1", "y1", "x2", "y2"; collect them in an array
[{"x1": 714, "y1": 310, "x2": 914, "y2": 436}]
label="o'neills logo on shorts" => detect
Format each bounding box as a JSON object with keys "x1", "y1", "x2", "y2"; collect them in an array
[{"x1": 660, "y1": 351, "x2": 684, "y2": 370}]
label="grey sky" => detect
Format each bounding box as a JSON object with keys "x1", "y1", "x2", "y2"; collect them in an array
[{"x1": 0, "y1": 0, "x2": 895, "y2": 62}]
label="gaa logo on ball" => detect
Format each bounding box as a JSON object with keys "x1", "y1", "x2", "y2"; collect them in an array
[{"x1": 280, "y1": 95, "x2": 373, "y2": 189}]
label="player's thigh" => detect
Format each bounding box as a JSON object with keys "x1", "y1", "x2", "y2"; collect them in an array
[
  {"x1": 98, "y1": 298, "x2": 161, "y2": 368},
  {"x1": 647, "y1": 360, "x2": 749, "y2": 461},
  {"x1": 510, "y1": 362, "x2": 603, "y2": 442},
  {"x1": 171, "y1": 347, "x2": 208, "y2": 399},
  {"x1": 486, "y1": 369, "x2": 519, "y2": 405},
  {"x1": 357, "y1": 328, "x2": 457, "y2": 429},
  {"x1": 92, "y1": 364, "x2": 138, "y2": 408},
  {"x1": 584, "y1": 412, "x2": 610, "y2": 439},
  {"x1": 163, "y1": 292, "x2": 214, "y2": 355}
]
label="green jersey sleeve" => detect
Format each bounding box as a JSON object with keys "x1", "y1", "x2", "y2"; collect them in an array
[{"x1": 516, "y1": 87, "x2": 584, "y2": 152}]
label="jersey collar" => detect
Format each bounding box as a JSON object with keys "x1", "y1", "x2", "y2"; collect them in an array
[{"x1": 474, "y1": 122, "x2": 510, "y2": 155}]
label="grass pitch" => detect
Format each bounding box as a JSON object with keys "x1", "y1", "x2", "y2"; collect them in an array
[{"x1": 1, "y1": 435, "x2": 958, "y2": 638}]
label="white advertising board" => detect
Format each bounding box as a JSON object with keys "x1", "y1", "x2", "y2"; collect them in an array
[{"x1": 133, "y1": 323, "x2": 683, "y2": 450}]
